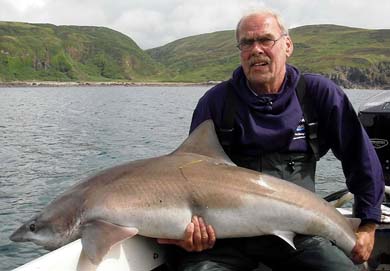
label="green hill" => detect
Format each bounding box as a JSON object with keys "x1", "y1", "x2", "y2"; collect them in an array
[
  {"x1": 1, "y1": 22, "x2": 389, "y2": 88},
  {"x1": 147, "y1": 25, "x2": 390, "y2": 88},
  {"x1": 0, "y1": 22, "x2": 166, "y2": 82},
  {"x1": 289, "y1": 25, "x2": 390, "y2": 88},
  {"x1": 146, "y1": 30, "x2": 238, "y2": 82}
]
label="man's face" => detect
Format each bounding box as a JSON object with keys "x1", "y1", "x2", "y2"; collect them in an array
[{"x1": 237, "y1": 14, "x2": 293, "y2": 93}]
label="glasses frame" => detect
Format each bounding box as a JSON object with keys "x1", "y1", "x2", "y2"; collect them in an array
[{"x1": 236, "y1": 33, "x2": 287, "y2": 51}]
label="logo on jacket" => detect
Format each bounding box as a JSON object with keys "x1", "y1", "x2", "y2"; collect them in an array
[{"x1": 293, "y1": 118, "x2": 306, "y2": 140}]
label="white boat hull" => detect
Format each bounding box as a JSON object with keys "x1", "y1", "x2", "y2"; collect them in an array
[{"x1": 13, "y1": 236, "x2": 165, "y2": 271}]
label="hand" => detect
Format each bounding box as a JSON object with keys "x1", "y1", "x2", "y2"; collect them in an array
[
  {"x1": 351, "y1": 222, "x2": 376, "y2": 264},
  {"x1": 157, "y1": 216, "x2": 216, "y2": 252}
]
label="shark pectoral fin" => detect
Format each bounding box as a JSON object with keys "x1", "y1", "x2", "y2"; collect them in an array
[
  {"x1": 77, "y1": 249, "x2": 98, "y2": 271},
  {"x1": 80, "y1": 220, "x2": 139, "y2": 265},
  {"x1": 272, "y1": 230, "x2": 296, "y2": 249}
]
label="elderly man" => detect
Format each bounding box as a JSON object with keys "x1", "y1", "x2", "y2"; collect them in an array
[{"x1": 159, "y1": 8, "x2": 384, "y2": 271}]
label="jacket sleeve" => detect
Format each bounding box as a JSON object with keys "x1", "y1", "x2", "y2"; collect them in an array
[
  {"x1": 312, "y1": 76, "x2": 385, "y2": 222},
  {"x1": 189, "y1": 95, "x2": 212, "y2": 134},
  {"x1": 189, "y1": 83, "x2": 227, "y2": 134}
]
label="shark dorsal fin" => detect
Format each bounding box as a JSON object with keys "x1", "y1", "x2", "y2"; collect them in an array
[{"x1": 173, "y1": 120, "x2": 235, "y2": 165}]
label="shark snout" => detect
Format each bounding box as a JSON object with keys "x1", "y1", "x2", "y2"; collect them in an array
[
  {"x1": 10, "y1": 230, "x2": 21, "y2": 242},
  {"x1": 9, "y1": 226, "x2": 28, "y2": 242}
]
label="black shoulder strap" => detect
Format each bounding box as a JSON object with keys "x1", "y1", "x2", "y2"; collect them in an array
[
  {"x1": 218, "y1": 80, "x2": 237, "y2": 155},
  {"x1": 296, "y1": 75, "x2": 320, "y2": 161}
]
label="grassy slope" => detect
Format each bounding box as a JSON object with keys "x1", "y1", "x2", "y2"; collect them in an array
[
  {"x1": 147, "y1": 31, "x2": 239, "y2": 82},
  {"x1": 0, "y1": 22, "x2": 165, "y2": 82},
  {"x1": 289, "y1": 25, "x2": 390, "y2": 72},
  {"x1": 147, "y1": 25, "x2": 390, "y2": 87}
]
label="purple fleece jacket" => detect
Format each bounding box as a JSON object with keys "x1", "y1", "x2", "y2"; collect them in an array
[{"x1": 190, "y1": 64, "x2": 384, "y2": 222}]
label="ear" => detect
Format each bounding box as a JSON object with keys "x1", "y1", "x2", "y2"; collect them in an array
[{"x1": 285, "y1": 36, "x2": 294, "y2": 58}]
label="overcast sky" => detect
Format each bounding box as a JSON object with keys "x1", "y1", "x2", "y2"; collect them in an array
[{"x1": 1, "y1": 0, "x2": 389, "y2": 49}]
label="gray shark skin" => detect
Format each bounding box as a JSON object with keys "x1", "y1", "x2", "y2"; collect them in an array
[{"x1": 10, "y1": 120, "x2": 356, "y2": 266}]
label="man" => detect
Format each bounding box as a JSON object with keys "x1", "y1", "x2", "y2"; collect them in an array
[{"x1": 158, "y1": 8, "x2": 384, "y2": 271}]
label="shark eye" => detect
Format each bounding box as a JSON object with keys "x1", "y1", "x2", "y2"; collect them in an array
[{"x1": 29, "y1": 223, "x2": 36, "y2": 232}]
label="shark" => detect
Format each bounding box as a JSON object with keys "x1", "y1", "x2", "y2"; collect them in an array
[{"x1": 10, "y1": 119, "x2": 357, "y2": 267}]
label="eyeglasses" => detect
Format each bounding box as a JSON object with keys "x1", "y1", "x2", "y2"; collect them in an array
[{"x1": 236, "y1": 34, "x2": 287, "y2": 51}]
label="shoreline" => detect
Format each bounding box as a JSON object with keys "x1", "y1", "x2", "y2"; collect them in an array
[
  {"x1": 0, "y1": 80, "x2": 221, "y2": 88},
  {"x1": 0, "y1": 81, "x2": 387, "y2": 90}
]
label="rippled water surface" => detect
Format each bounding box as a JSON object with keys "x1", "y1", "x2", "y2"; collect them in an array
[{"x1": 0, "y1": 86, "x2": 388, "y2": 270}]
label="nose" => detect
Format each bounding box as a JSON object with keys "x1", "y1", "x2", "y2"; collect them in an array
[{"x1": 251, "y1": 41, "x2": 265, "y2": 54}]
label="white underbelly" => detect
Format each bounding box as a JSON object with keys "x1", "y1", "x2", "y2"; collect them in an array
[{"x1": 128, "y1": 197, "x2": 318, "y2": 240}]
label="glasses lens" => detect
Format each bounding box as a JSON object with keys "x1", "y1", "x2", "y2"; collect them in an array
[
  {"x1": 239, "y1": 40, "x2": 253, "y2": 50},
  {"x1": 261, "y1": 39, "x2": 274, "y2": 47},
  {"x1": 238, "y1": 34, "x2": 286, "y2": 51}
]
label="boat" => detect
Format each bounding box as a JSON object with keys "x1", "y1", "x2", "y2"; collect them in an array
[
  {"x1": 11, "y1": 91, "x2": 390, "y2": 271},
  {"x1": 12, "y1": 235, "x2": 166, "y2": 271},
  {"x1": 358, "y1": 91, "x2": 390, "y2": 189},
  {"x1": 358, "y1": 90, "x2": 390, "y2": 271}
]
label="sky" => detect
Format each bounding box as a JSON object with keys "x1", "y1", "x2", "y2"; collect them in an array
[{"x1": 1, "y1": 0, "x2": 390, "y2": 49}]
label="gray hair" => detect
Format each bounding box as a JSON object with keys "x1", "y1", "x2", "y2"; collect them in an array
[{"x1": 235, "y1": 8, "x2": 289, "y2": 42}]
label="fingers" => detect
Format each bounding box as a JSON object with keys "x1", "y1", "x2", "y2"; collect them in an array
[
  {"x1": 192, "y1": 216, "x2": 202, "y2": 251},
  {"x1": 351, "y1": 241, "x2": 372, "y2": 263},
  {"x1": 207, "y1": 224, "x2": 216, "y2": 247},
  {"x1": 156, "y1": 216, "x2": 216, "y2": 252},
  {"x1": 183, "y1": 221, "x2": 195, "y2": 251},
  {"x1": 351, "y1": 230, "x2": 375, "y2": 264},
  {"x1": 351, "y1": 244, "x2": 369, "y2": 264},
  {"x1": 191, "y1": 216, "x2": 209, "y2": 251},
  {"x1": 193, "y1": 216, "x2": 215, "y2": 251},
  {"x1": 199, "y1": 217, "x2": 210, "y2": 249},
  {"x1": 351, "y1": 246, "x2": 364, "y2": 264}
]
